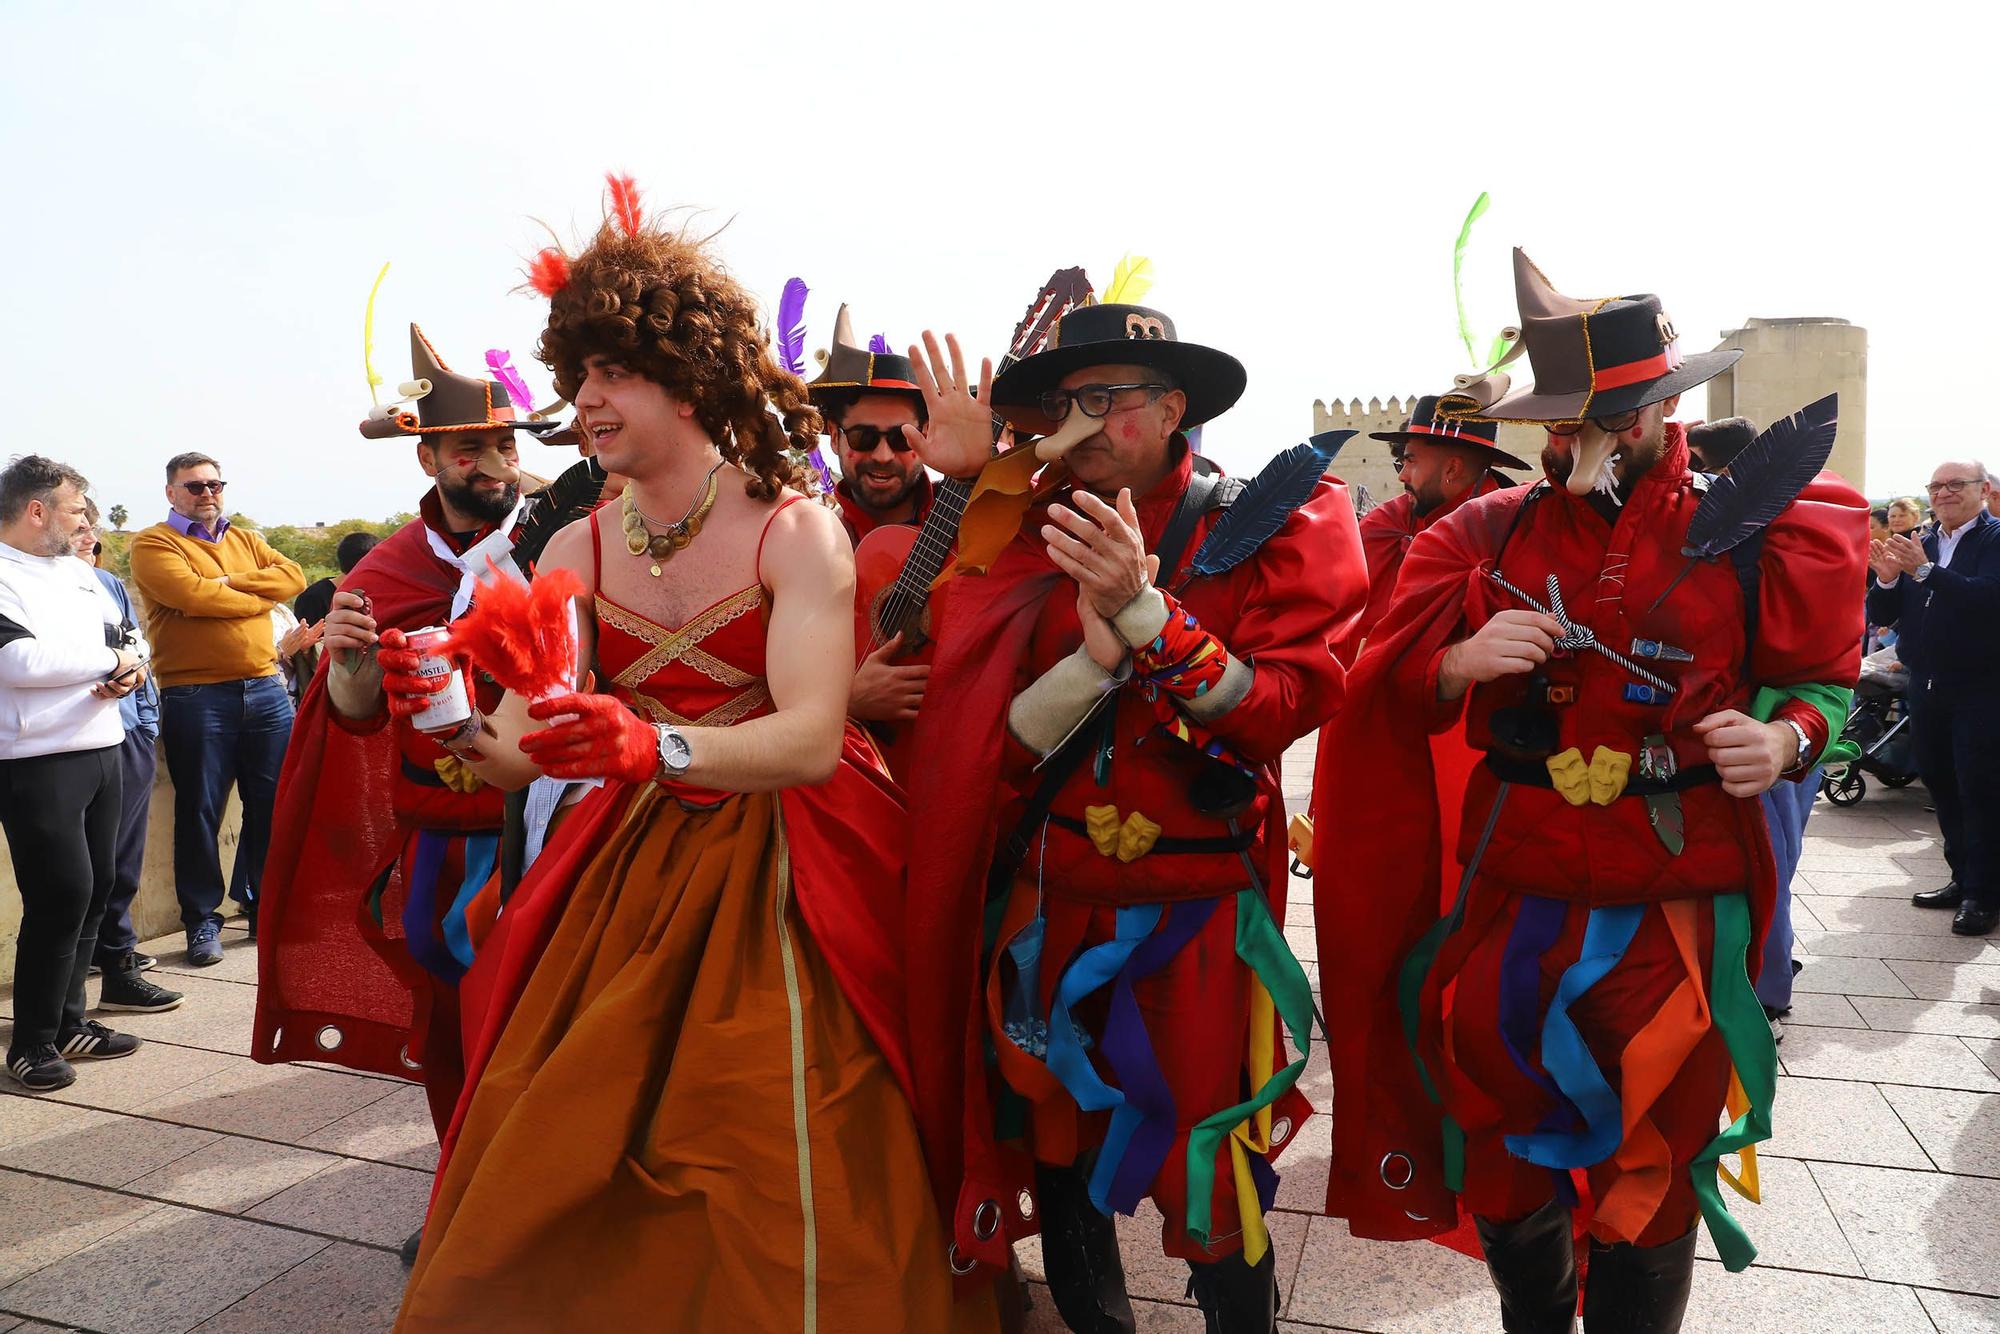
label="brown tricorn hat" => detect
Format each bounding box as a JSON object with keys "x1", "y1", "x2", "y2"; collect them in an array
[
  {"x1": 358, "y1": 325, "x2": 572, "y2": 442},
  {"x1": 805, "y1": 304, "x2": 925, "y2": 412},
  {"x1": 1441, "y1": 250, "x2": 1742, "y2": 424}
]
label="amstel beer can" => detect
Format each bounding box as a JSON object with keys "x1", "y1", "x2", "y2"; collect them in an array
[{"x1": 404, "y1": 625, "x2": 472, "y2": 731}]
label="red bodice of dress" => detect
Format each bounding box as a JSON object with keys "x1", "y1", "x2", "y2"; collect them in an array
[{"x1": 594, "y1": 582, "x2": 774, "y2": 731}]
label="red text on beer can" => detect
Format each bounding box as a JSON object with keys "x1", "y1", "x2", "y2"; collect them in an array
[{"x1": 404, "y1": 625, "x2": 472, "y2": 731}]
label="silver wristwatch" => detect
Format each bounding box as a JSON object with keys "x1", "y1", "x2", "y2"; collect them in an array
[
  {"x1": 654, "y1": 723, "x2": 693, "y2": 776},
  {"x1": 1911, "y1": 561, "x2": 1936, "y2": 582},
  {"x1": 1779, "y1": 718, "x2": 1813, "y2": 774}
]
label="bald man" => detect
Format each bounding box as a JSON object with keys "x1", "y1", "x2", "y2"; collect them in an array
[{"x1": 1868, "y1": 459, "x2": 2000, "y2": 935}]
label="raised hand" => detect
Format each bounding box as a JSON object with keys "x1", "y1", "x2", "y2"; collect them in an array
[
  {"x1": 1882, "y1": 533, "x2": 1926, "y2": 576},
  {"x1": 1043, "y1": 489, "x2": 1150, "y2": 618},
  {"x1": 899, "y1": 331, "x2": 995, "y2": 482}
]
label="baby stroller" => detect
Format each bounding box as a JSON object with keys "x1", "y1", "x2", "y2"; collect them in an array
[{"x1": 1821, "y1": 647, "x2": 1919, "y2": 806}]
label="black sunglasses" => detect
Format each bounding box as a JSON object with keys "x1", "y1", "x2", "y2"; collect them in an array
[
  {"x1": 179, "y1": 480, "x2": 228, "y2": 495},
  {"x1": 839, "y1": 424, "x2": 914, "y2": 455},
  {"x1": 1037, "y1": 383, "x2": 1170, "y2": 423},
  {"x1": 1546, "y1": 411, "x2": 1641, "y2": 437}
]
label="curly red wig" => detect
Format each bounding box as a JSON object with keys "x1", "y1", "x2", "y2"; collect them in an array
[{"x1": 537, "y1": 215, "x2": 818, "y2": 501}]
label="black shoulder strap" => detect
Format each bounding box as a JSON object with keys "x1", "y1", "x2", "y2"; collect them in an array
[{"x1": 985, "y1": 470, "x2": 1226, "y2": 897}]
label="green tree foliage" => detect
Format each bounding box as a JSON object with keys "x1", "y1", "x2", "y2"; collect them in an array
[
  {"x1": 100, "y1": 513, "x2": 413, "y2": 585},
  {"x1": 107, "y1": 504, "x2": 128, "y2": 531}
]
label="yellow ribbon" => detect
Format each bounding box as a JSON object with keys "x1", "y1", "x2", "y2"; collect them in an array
[
  {"x1": 1226, "y1": 975, "x2": 1278, "y2": 1266},
  {"x1": 1717, "y1": 1068, "x2": 1762, "y2": 1203},
  {"x1": 432, "y1": 754, "x2": 485, "y2": 794}
]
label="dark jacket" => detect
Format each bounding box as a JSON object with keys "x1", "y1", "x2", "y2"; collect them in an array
[{"x1": 1866, "y1": 509, "x2": 2000, "y2": 700}]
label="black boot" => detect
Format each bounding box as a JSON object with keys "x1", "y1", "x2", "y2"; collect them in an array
[
  {"x1": 1473, "y1": 1198, "x2": 1578, "y2": 1333},
  {"x1": 1033, "y1": 1162, "x2": 1135, "y2": 1334},
  {"x1": 1186, "y1": 1246, "x2": 1278, "y2": 1334},
  {"x1": 1581, "y1": 1228, "x2": 1697, "y2": 1333}
]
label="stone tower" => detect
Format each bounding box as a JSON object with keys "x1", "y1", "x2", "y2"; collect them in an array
[
  {"x1": 1705, "y1": 318, "x2": 1867, "y2": 490},
  {"x1": 1311, "y1": 395, "x2": 1541, "y2": 510}
]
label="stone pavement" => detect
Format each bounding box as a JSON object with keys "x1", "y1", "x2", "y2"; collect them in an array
[{"x1": 1, "y1": 757, "x2": 1997, "y2": 1332}]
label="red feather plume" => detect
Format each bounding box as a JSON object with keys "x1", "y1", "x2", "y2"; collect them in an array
[
  {"x1": 607, "y1": 173, "x2": 644, "y2": 237},
  {"x1": 529, "y1": 247, "x2": 571, "y2": 297},
  {"x1": 444, "y1": 565, "x2": 584, "y2": 702}
]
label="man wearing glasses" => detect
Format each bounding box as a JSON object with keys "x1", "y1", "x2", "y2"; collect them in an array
[
  {"x1": 807, "y1": 312, "x2": 938, "y2": 730},
  {"x1": 1868, "y1": 460, "x2": 2000, "y2": 935},
  {"x1": 896, "y1": 305, "x2": 1366, "y2": 1331},
  {"x1": 129, "y1": 453, "x2": 305, "y2": 965}
]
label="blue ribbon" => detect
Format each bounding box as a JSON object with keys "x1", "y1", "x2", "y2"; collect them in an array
[
  {"x1": 1504, "y1": 903, "x2": 1643, "y2": 1169},
  {"x1": 1044, "y1": 904, "x2": 1165, "y2": 1112},
  {"x1": 441, "y1": 834, "x2": 500, "y2": 969}
]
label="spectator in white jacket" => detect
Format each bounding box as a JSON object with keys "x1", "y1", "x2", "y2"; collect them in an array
[{"x1": 0, "y1": 456, "x2": 150, "y2": 1091}]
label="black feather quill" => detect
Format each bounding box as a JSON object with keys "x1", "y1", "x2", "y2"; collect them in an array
[
  {"x1": 1681, "y1": 394, "x2": 1838, "y2": 558},
  {"x1": 1185, "y1": 431, "x2": 1352, "y2": 579},
  {"x1": 511, "y1": 456, "x2": 608, "y2": 575}
]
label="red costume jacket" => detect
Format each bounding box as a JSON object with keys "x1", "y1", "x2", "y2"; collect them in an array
[
  {"x1": 252, "y1": 496, "x2": 508, "y2": 1080},
  {"x1": 904, "y1": 444, "x2": 1367, "y2": 1264},
  {"x1": 1313, "y1": 425, "x2": 1865, "y2": 1239},
  {"x1": 1354, "y1": 472, "x2": 1514, "y2": 647},
  {"x1": 834, "y1": 473, "x2": 935, "y2": 546}
]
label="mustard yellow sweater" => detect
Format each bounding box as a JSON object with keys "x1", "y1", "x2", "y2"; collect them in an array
[{"x1": 128, "y1": 523, "x2": 306, "y2": 686}]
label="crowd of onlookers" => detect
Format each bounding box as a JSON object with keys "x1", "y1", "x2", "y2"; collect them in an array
[{"x1": 0, "y1": 451, "x2": 374, "y2": 1091}]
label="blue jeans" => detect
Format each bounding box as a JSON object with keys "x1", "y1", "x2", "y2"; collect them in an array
[
  {"x1": 160, "y1": 676, "x2": 294, "y2": 930},
  {"x1": 1756, "y1": 768, "x2": 1821, "y2": 1011}
]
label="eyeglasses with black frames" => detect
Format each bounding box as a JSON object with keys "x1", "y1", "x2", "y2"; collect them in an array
[
  {"x1": 1546, "y1": 411, "x2": 1642, "y2": 437},
  {"x1": 1036, "y1": 383, "x2": 1171, "y2": 423}
]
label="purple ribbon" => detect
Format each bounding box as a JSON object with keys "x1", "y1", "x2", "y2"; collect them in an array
[
  {"x1": 1092, "y1": 897, "x2": 1223, "y2": 1214},
  {"x1": 400, "y1": 830, "x2": 463, "y2": 981}
]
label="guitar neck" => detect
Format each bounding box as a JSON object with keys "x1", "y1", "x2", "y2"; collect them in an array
[{"x1": 886, "y1": 477, "x2": 973, "y2": 606}]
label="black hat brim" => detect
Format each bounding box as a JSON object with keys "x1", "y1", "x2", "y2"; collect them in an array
[
  {"x1": 989, "y1": 339, "x2": 1246, "y2": 436},
  {"x1": 1471, "y1": 349, "x2": 1743, "y2": 423},
  {"x1": 1366, "y1": 431, "x2": 1535, "y2": 471}
]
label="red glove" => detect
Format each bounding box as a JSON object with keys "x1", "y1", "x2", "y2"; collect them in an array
[
  {"x1": 375, "y1": 628, "x2": 455, "y2": 723},
  {"x1": 520, "y1": 692, "x2": 659, "y2": 783}
]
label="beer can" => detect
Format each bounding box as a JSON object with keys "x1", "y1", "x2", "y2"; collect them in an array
[{"x1": 403, "y1": 625, "x2": 472, "y2": 731}]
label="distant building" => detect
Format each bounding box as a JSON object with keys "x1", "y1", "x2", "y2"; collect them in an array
[
  {"x1": 1310, "y1": 394, "x2": 1541, "y2": 509},
  {"x1": 1705, "y1": 318, "x2": 1867, "y2": 491}
]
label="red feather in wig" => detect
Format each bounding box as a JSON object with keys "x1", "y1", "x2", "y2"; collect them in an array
[
  {"x1": 607, "y1": 173, "x2": 644, "y2": 237},
  {"x1": 529, "y1": 247, "x2": 571, "y2": 297},
  {"x1": 445, "y1": 565, "x2": 584, "y2": 702}
]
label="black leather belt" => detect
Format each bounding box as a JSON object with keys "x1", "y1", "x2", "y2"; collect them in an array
[
  {"x1": 1047, "y1": 814, "x2": 1256, "y2": 855},
  {"x1": 1482, "y1": 752, "x2": 1720, "y2": 796}
]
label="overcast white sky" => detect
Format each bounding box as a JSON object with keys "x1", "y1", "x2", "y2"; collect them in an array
[{"x1": 3, "y1": 3, "x2": 1990, "y2": 525}]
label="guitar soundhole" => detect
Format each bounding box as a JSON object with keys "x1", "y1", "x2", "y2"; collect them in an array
[{"x1": 871, "y1": 585, "x2": 931, "y2": 652}]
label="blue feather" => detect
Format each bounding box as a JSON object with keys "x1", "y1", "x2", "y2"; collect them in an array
[
  {"x1": 868, "y1": 333, "x2": 891, "y2": 355},
  {"x1": 1186, "y1": 431, "x2": 1353, "y2": 578},
  {"x1": 777, "y1": 277, "x2": 809, "y2": 376},
  {"x1": 1681, "y1": 394, "x2": 1838, "y2": 558}
]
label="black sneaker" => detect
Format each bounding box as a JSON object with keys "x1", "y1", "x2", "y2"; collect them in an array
[
  {"x1": 7, "y1": 1044, "x2": 77, "y2": 1091},
  {"x1": 186, "y1": 921, "x2": 224, "y2": 967},
  {"x1": 58, "y1": 1021, "x2": 140, "y2": 1061},
  {"x1": 89, "y1": 951, "x2": 158, "y2": 977},
  {"x1": 98, "y1": 960, "x2": 184, "y2": 1013}
]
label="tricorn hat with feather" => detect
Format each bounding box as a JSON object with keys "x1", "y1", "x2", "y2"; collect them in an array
[
  {"x1": 359, "y1": 325, "x2": 574, "y2": 444},
  {"x1": 806, "y1": 304, "x2": 925, "y2": 411},
  {"x1": 1441, "y1": 250, "x2": 1742, "y2": 425}
]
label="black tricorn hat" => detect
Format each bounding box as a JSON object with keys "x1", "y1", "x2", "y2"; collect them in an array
[
  {"x1": 806, "y1": 305, "x2": 924, "y2": 410},
  {"x1": 1369, "y1": 394, "x2": 1533, "y2": 470},
  {"x1": 1442, "y1": 250, "x2": 1741, "y2": 424},
  {"x1": 989, "y1": 303, "x2": 1246, "y2": 436},
  {"x1": 359, "y1": 325, "x2": 571, "y2": 442}
]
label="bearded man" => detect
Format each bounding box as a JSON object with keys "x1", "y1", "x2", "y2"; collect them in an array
[{"x1": 1317, "y1": 251, "x2": 1865, "y2": 1333}]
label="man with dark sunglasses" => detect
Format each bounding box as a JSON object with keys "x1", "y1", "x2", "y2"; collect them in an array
[{"x1": 130, "y1": 452, "x2": 305, "y2": 966}]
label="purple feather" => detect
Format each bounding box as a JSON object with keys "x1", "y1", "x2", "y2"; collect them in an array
[
  {"x1": 807, "y1": 444, "x2": 836, "y2": 496},
  {"x1": 868, "y1": 333, "x2": 891, "y2": 355},
  {"x1": 777, "y1": 277, "x2": 809, "y2": 376},
  {"x1": 484, "y1": 350, "x2": 536, "y2": 414}
]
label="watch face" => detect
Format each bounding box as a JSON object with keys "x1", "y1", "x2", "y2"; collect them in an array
[{"x1": 660, "y1": 727, "x2": 694, "y2": 772}]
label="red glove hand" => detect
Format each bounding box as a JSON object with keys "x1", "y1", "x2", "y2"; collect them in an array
[
  {"x1": 519, "y1": 692, "x2": 659, "y2": 783},
  {"x1": 375, "y1": 627, "x2": 455, "y2": 723}
]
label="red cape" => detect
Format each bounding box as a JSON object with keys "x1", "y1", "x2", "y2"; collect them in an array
[{"x1": 252, "y1": 518, "x2": 458, "y2": 1077}]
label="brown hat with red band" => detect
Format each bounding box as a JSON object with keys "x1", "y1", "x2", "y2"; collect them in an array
[
  {"x1": 806, "y1": 304, "x2": 924, "y2": 412},
  {"x1": 1369, "y1": 394, "x2": 1532, "y2": 470},
  {"x1": 1441, "y1": 249, "x2": 1742, "y2": 424},
  {"x1": 359, "y1": 325, "x2": 572, "y2": 442}
]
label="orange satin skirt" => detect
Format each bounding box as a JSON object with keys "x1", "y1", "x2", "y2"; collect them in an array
[{"x1": 396, "y1": 784, "x2": 994, "y2": 1333}]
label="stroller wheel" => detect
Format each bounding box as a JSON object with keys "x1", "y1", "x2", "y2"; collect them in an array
[
  {"x1": 1823, "y1": 766, "x2": 1866, "y2": 807},
  {"x1": 1881, "y1": 772, "x2": 1917, "y2": 789}
]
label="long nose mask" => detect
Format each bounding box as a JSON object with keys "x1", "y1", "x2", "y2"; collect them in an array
[
  {"x1": 472, "y1": 444, "x2": 522, "y2": 485},
  {"x1": 1033, "y1": 406, "x2": 1108, "y2": 463},
  {"x1": 1566, "y1": 430, "x2": 1622, "y2": 499}
]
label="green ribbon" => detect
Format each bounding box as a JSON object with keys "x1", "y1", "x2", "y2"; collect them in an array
[
  {"x1": 1182, "y1": 889, "x2": 1315, "y2": 1246},
  {"x1": 1750, "y1": 682, "x2": 1855, "y2": 765},
  {"x1": 1687, "y1": 893, "x2": 1775, "y2": 1272}
]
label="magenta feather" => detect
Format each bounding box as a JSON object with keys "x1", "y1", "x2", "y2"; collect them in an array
[
  {"x1": 777, "y1": 278, "x2": 809, "y2": 376},
  {"x1": 868, "y1": 333, "x2": 891, "y2": 355},
  {"x1": 484, "y1": 349, "x2": 536, "y2": 414}
]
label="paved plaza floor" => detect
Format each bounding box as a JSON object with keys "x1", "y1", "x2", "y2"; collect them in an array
[{"x1": 1, "y1": 749, "x2": 1996, "y2": 1331}]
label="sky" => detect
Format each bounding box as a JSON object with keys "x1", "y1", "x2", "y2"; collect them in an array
[{"x1": 2, "y1": 2, "x2": 1991, "y2": 526}]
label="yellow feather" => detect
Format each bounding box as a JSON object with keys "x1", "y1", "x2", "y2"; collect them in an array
[
  {"x1": 1102, "y1": 253, "x2": 1154, "y2": 306},
  {"x1": 363, "y1": 261, "x2": 391, "y2": 404}
]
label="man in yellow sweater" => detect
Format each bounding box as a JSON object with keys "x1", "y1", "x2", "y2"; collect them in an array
[{"x1": 129, "y1": 453, "x2": 305, "y2": 966}]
